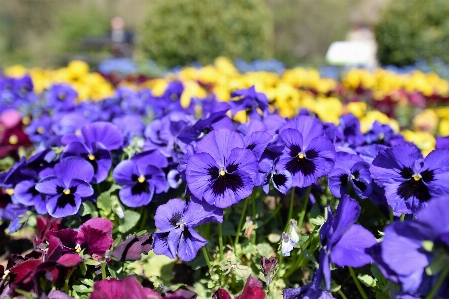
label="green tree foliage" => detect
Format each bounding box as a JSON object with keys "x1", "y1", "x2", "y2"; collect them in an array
[
  {"x1": 376, "y1": 0, "x2": 449, "y2": 66},
  {"x1": 138, "y1": 0, "x2": 274, "y2": 68}
]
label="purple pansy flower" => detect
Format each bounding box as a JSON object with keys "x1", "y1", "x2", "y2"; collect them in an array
[
  {"x1": 230, "y1": 85, "x2": 269, "y2": 120},
  {"x1": 62, "y1": 122, "x2": 124, "y2": 183},
  {"x1": 364, "y1": 120, "x2": 405, "y2": 146},
  {"x1": 90, "y1": 276, "x2": 151, "y2": 299},
  {"x1": 259, "y1": 158, "x2": 292, "y2": 194},
  {"x1": 35, "y1": 157, "x2": 94, "y2": 217},
  {"x1": 371, "y1": 196, "x2": 449, "y2": 297},
  {"x1": 370, "y1": 143, "x2": 449, "y2": 214},
  {"x1": 113, "y1": 150, "x2": 168, "y2": 207},
  {"x1": 277, "y1": 116, "x2": 336, "y2": 188},
  {"x1": 186, "y1": 129, "x2": 258, "y2": 208},
  {"x1": 47, "y1": 83, "x2": 78, "y2": 111},
  {"x1": 153, "y1": 197, "x2": 223, "y2": 261},
  {"x1": 319, "y1": 195, "x2": 377, "y2": 290},
  {"x1": 328, "y1": 152, "x2": 372, "y2": 199}
]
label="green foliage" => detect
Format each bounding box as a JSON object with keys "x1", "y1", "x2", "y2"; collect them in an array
[
  {"x1": 138, "y1": 0, "x2": 273, "y2": 68},
  {"x1": 376, "y1": 0, "x2": 449, "y2": 66}
]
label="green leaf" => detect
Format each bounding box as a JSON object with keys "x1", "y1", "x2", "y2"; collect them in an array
[
  {"x1": 310, "y1": 216, "x2": 325, "y2": 226},
  {"x1": 97, "y1": 191, "x2": 112, "y2": 216},
  {"x1": 256, "y1": 243, "x2": 274, "y2": 257},
  {"x1": 72, "y1": 284, "x2": 91, "y2": 293},
  {"x1": 81, "y1": 201, "x2": 98, "y2": 217},
  {"x1": 118, "y1": 210, "x2": 141, "y2": 233},
  {"x1": 84, "y1": 259, "x2": 101, "y2": 266},
  {"x1": 358, "y1": 274, "x2": 376, "y2": 287},
  {"x1": 80, "y1": 262, "x2": 87, "y2": 276},
  {"x1": 80, "y1": 278, "x2": 94, "y2": 287},
  {"x1": 221, "y1": 220, "x2": 236, "y2": 236}
]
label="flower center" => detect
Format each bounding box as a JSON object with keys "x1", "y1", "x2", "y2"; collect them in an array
[
  {"x1": 413, "y1": 174, "x2": 421, "y2": 181},
  {"x1": 138, "y1": 175, "x2": 146, "y2": 183},
  {"x1": 219, "y1": 168, "x2": 226, "y2": 176},
  {"x1": 9, "y1": 135, "x2": 18, "y2": 145},
  {"x1": 22, "y1": 116, "x2": 30, "y2": 126},
  {"x1": 6, "y1": 188, "x2": 14, "y2": 196},
  {"x1": 350, "y1": 174, "x2": 355, "y2": 180},
  {"x1": 378, "y1": 133, "x2": 384, "y2": 140},
  {"x1": 75, "y1": 244, "x2": 81, "y2": 253},
  {"x1": 177, "y1": 219, "x2": 186, "y2": 228},
  {"x1": 297, "y1": 153, "x2": 305, "y2": 159},
  {"x1": 37, "y1": 127, "x2": 45, "y2": 134},
  {"x1": 63, "y1": 188, "x2": 71, "y2": 195},
  {"x1": 88, "y1": 154, "x2": 95, "y2": 161},
  {"x1": 75, "y1": 130, "x2": 82, "y2": 135}
]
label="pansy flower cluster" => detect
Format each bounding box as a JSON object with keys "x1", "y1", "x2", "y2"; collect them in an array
[{"x1": 1, "y1": 68, "x2": 449, "y2": 299}]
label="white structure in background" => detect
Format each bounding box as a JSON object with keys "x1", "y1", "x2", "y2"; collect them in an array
[{"x1": 326, "y1": 26, "x2": 378, "y2": 68}]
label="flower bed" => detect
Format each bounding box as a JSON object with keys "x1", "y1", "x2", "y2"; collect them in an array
[{"x1": 1, "y1": 59, "x2": 449, "y2": 298}]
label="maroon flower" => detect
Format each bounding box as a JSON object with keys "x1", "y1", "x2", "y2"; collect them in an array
[
  {"x1": 213, "y1": 275, "x2": 266, "y2": 299},
  {"x1": 90, "y1": 276, "x2": 150, "y2": 299}
]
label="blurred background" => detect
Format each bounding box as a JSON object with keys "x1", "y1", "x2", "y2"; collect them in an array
[{"x1": 2, "y1": 0, "x2": 449, "y2": 70}]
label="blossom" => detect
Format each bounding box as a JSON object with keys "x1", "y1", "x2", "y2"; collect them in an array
[
  {"x1": 35, "y1": 157, "x2": 94, "y2": 217},
  {"x1": 153, "y1": 197, "x2": 222, "y2": 261},
  {"x1": 47, "y1": 83, "x2": 78, "y2": 111},
  {"x1": 90, "y1": 276, "x2": 151, "y2": 299},
  {"x1": 328, "y1": 152, "x2": 372, "y2": 199},
  {"x1": 277, "y1": 116, "x2": 336, "y2": 188},
  {"x1": 113, "y1": 150, "x2": 168, "y2": 207},
  {"x1": 370, "y1": 143, "x2": 449, "y2": 214},
  {"x1": 213, "y1": 275, "x2": 266, "y2": 299},
  {"x1": 230, "y1": 85, "x2": 269, "y2": 120},
  {"x1": 319, "y1": 195, "x2": 377, "y2": 290},
  {"x1": 186, "y1": 129, "x2": 258, "y2": 208}
]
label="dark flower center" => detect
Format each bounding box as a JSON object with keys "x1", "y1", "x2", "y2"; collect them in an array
[
  {"x1": 397, "y1": 167, "x2": 434, "y2": 201},
  {"x1": 272, "y1": 173, "x2": 287, "y2": 187},
  {"x1": 247, "y1": 143, "x2": 256, "y2": 150},
  {"x1": 285, "y1": 148, "x2": 318, "y2": 176},
  {"x1": 54, "y1": 186, "x2": 78, "y2": 213},
  {"x1": 169, "y1": 212, "x2": 184, "y2": 228},
  {"x1": 208, "y1": 165, "x2": 244, "y2": 196}
]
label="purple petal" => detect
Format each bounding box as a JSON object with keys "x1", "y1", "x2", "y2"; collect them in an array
[
  {"x1": 144, "y1": 165, "x2": 168, "y2": 194},
  {"x1": 35, "y1": 176, "x2": 60, "y2": 195},
  {"x1": 113, "y1": 160, "x2": 139, "y2": 185},
  {"x1": 226, "y1": 148, "x2": 258, "y2": 184},
  {"x1": 330, "y1": 224, "x2": 377, "y2": 267},
  {"x1": 183, "y1": 196, "x2": 223, "y2": 227},
  {"x1": 119, "y1": 184, "x2": 154, "y2": 208},
  {"x1": 154, "y1": 198, "x2": 187, "y2": 232},
  {"x1": 195, "y1": 129, "x2": 244, "y2": 166},
  {"x1": 177, "y1": 227, "x2": 207, "y2": 261},
  {"x1": 69, "y1": 179, "x2": 93, "y2": 198},
  {"x1": 153, "y1": 232, "x2": 176, "y2": 259},
  {"x1": 54, "y1": 157, "x2": 94, "y2": 186},
  {"x1": 280, "y1": 116, "x2": 323, "y2": 148},
  {"x1": 132, "y1": 150, "x2": 168, "y2": 170},
  {"x1": 46, "y1": 193, "x2": 82, "y2": 218},
  {"x1": 82, "y1": 122, "x2": 124, "y2": 150},
  {"x1": 328, "y1": 195, "x2": 361, "y2": 246},
  {"x1": 328, "y1": 168, "x2": 348, "y2": 198},
  {"x1": 279, "y1": 128, "x2": 303, "y2": 151},
  {"x1": 186, "y1": 152, "x2": 219, "y2": 200}
]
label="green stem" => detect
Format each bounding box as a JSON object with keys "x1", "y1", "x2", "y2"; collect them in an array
[
  {"x1": 348, "y1": 267, "x2": 369, "y2": 299},
  {"x1": 284, "y1": 187, "x2": 296, "y2": 231},
  {"x1": 298, "y1": 186, "x2": 311, "y2": 229},
  {"x1": 218, "y1": 223, "x2": 224, "y2": 259},
  {"x1": 234, "y1": 196, "x2": 250, "y2": 250},
  {"x1": 338, "y1": 289, "x2": 348, "y2": 299},
  {"x1": 65, "y1": 266, "x2": 77, "y2": 294},
  {"x1": 202, "y1": 246, "x2": 212, "y2": 269},
  {"x1": 400, "y1": 214, "x2": 405, "y2": 221},
  {"x1": 101, "y1": 262, "x2": 106, "y2": 280},
  {"x1": 426, "y1": 266, "x2": 449, "y2": 299},
  {"x1": 389, "y1": 207, "x2": 393, "y2": 223},
  {"x1": 140, "y1": 207, "x2": 148, "y2": 230},
  {"x1": 251, "y1": 192, "x2": 257, "y2": 245}
]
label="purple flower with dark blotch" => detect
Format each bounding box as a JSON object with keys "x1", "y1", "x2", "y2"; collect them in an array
[
  {"x1": 230, "y1": 85, "x2": 269, "y2": 120},
  {"x1": 47, "y1": 84, "x2": 78, "y2": 111},
  {"x1": 337, "y1": 114, "x2": 365, "y2": 147},
  {"x1": 62, "y1": 122, "x2": 124, "y2": 183},
  {"x1": 35, "y1": 157, "x2": 94, "y2": 217},
  {"x1": 328, "y1": 152, "x2": 372, "y2": 199},
  {"x1": 113, "y1": 150, "x2": 168, "y2": 207},
  {"x1": 357, "y1": 144, "x2": 389, "y2": 164},
  {"x1": 153, "y1": 197, "x2": 222, "y2": 261},
  {"x1": 277, "y1": 116, "x2": 336, "y2": 188},
  {"x1": 116, "y1": 86, "x2": 146, "y2": 114},
  {"x1": 167, "y1": 169, "x2": 182, "y2": 189},
  {"x1": 364, "y1": 121, "x2": 405, "y2": 146},
  {"x1": 259, "y1": 158, "x2": 292, "y2": 194},
  {"x1": 263, "y1": 113, "x2": 286, "y2": 136},
  {"x1": 0, "y1": 157, "x2": 27, "y2": 190},
  {"x1": 25, "y1": 115, "x2": 52, "y2": 144},
  {"x1": 186, "y1": 129, "x2": 258, "y2": 208},
  {"x1": 112, "y1": 114, "x2": 145, "y2": 142},
  {"x1": 372, "y1": 197, "x2": 449, "y2": 297},
  {"x1": 319, "y1": 195, "x2": 377, "y2": 290},
  {"x1": 370, "y1": 143, "x2": 449, "y2": 214}
]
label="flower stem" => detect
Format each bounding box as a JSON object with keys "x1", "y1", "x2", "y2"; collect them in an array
[
  {"x1": 65, "y1": 266, "x2": 77, "y2": 294},
  {"x1": 400, "y1": 214, "x2": 405, "y2": 221},
  {"x1": 284, "y1": 187, "x2": 295, "y2": 231},
  {"x1": 426, "y1": 265, "x2": 449, "y2": 299},
  {"x1": 348, "y1": 267, "x2": 369, "y2": 299},
  {"x1": 389, "y1": 207, "x2": 393, "y2": 223},
  {"x1": 202, "y1": 246, "x2": 212, "y2": 269},
  {"x1": 234, "y1": 196, "x2": 249, "y2": 251},
  {"x1": 101, "y1": 262, "x2": 107, "y2": 280},
  {"x1": 263, "y1": 203, "x2": 282, "y2": 225},
  {"x1": 251, "y1": 192, "x2": 257, "y2": 245},
  {"x1": 298, "y1": 186, "x2": 311, "y2": 230},
  {"x1": 338, "y1": 289, "x2": 348, "y2": 299},
  {"x1": 218, "y1": 223, "x2": 224, "y2": 259}
]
